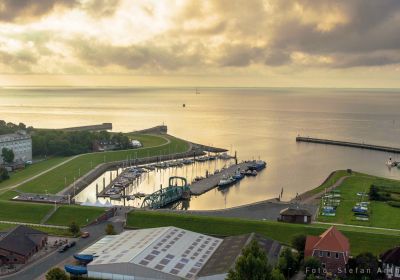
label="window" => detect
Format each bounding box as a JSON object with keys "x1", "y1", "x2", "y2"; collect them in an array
[
  {"x1": 327, "y1": 251, "x2": 331, "y2": 258},
  {"x1": 319, "y1": 251, "x2": 323, "y2": 257},
  {"x1": 336, "y1": 253, "x2": 339, "y2": 259}
]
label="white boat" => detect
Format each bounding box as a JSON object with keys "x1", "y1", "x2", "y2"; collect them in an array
[{"x1": 218, "y1": 176, "x2": 236, "y2": 188}]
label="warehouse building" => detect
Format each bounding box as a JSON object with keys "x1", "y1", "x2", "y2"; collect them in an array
[
  {"x1": 0, "y1": 131, "x2": 32, "y2": 164},
  {"x1": 79, "y1": 226, "x2": 281, "y2": 280}
]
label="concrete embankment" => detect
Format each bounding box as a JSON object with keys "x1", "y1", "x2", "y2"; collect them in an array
[
  {"x1": 296, "y1": 136, "x2": 400, "y2": 153},
  {"x1": 190, "y1": 162, "x2": 254, "y2": 195}
]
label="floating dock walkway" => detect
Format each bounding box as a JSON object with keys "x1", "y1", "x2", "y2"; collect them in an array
[
  {"x1": 190, "y1": 162, "x2": 255, "y2": 195},
  {"x1": 296, "y1": 136, "x2": 400, "y2": 154}
]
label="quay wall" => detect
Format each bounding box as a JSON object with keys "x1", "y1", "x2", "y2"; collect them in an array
[{"x1": 296, "y1": 136, "x2": 400, "y2": 154}]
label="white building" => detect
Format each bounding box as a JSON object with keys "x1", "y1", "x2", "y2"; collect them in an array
[
  {"x1": 79, "y1": 227, "x2": 281, "y2": 280},
  {"x1": 0, "y1": 131, "x2": 32, "y2": 164}
]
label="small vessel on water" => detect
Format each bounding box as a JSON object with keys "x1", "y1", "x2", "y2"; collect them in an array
[
  {"x1": 217, "y1": 176, "x2": 236, "y2": 188},
  {"x1": 233, "y1": 170, "x2": 244, "y2": 180},
  {"x1": 249, "y1": 160, "x2": 267, "y2": 171}
]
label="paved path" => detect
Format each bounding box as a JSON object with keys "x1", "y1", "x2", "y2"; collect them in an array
[
  {"x1": 314, "y1": 221, "x2": 400, "y2": 234},
  {"x1": 0, "y1": 219, "x2": 124, "y2": 280},
  {"x1": 297, "y1": 176, "x2": 350, "y2": 205},
  {"x1": 159, "y1": 198, "x2": 318, "y2": 221},
  {"x1": 0, "y1": 220, "x2": 67, "y2": 229}
]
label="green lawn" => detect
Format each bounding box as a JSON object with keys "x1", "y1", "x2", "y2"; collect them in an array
[
  {"x1": 45, "y1": 205, "x2": 108, "y2": 226},
  {"x1": 307, "y1": 170, "x2": 351, "y2": 196},
  {"x1": 17, "y1": 135, "x2": 189, "y2": 194},
  {"x1": 0, "y1": 201, "x2": 53, "y2": 224},
  {"x1": 318, "y1": 172, "x2": 400, "y2": 229},
  {"x1": 127, "y1": 211, "x2": 400, "y2": 256},
  {"x1": 0, "y1": 157, "x2": 69, "y2": 190},
  {"x1": 127, "y1": 134, "x2": 168, "y2": 147}
]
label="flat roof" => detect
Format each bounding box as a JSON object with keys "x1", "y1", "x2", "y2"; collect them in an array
[{"x1": 84, "y1": 227, "x2": 223, "y2": 280}]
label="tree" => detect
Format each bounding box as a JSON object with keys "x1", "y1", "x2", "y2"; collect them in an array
[
  {"x1": 303, "y1": 257, "x2": 321, "y2": 276},
  {"x1": 226, "y1": 240, "x2": 272, "y2": 280},
  {"x1": 291, "y1": 234, "x2": 306, "y2": 257},
  {"x1": 105, "y1": 223, "x2": 116, "y2": 235},
  {"x1": 0, "y1": 167, "x2": 9, "y2": 182},
  {"x1": 347, "y1": 252, "x2": 383, "y2": 280},
  {"x1": 69, "y1": 221, "x2": 80, "y2": 237},
  {"x1": 1, "y1": 148, "x2": 14, "y2": 164},
  {"x1": 278, "y1": 248, "x2": 299, "y2": 279},
  {"x1": 271, "y1": 268, "x2": 285, "y2": 280},
  {"x1": 46, "y1": 267, "x2": 68, "y2": 280}
]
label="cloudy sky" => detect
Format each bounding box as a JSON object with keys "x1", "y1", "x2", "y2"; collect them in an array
[{"x1": 1, "y1": 0, "x2": 400, "y2": 87}]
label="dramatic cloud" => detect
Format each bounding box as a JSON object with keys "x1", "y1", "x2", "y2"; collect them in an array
[
  {"x1": 0, "y1": 0, "x2": 78, "y2": 22},
  {"x1": 1, "y1": 0, "x2": 400, "y2": 78}
]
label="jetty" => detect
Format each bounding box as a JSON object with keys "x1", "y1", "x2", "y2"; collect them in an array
[
  {"x1": 190, "y1": 162, "x2": 255, "y2": 195},
  {"x1": 296, "y1": 136, "x2": 400, "y2": 154}
]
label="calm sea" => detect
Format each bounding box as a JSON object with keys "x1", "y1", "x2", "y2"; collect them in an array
[{"x1": 1, "y1": 87, "x2": 400, "y2": 210}]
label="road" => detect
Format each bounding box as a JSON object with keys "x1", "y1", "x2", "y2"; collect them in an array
[{"x1": 0, "y1": 220, "x2": 124, "y2": 280}]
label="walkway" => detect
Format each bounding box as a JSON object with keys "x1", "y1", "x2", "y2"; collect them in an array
[
  {"x1": 0, "y1": 220, "x2": 67, "y2": 229},
  {"x1": 298, "y1": 176, "x2": 350, "y2": 205}
]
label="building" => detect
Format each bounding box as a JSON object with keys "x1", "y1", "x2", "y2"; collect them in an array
[
  {"x1": 279, "y1": 207, "x2": 312, "y2": 224},
  {"x1": 79, "y1": 227, "x2": 281, "y2": 280},
  {"x1": 0, "y1": 225, "x2": 48, "y2": 265},
  {"x1": 0, "y1": 131, "x2": 32, "y2": 165},
  {"x1": 304, "y1": 226, "x2": 350, "y2": 277},
  {"x1": 380, "y1": 247, "x2": 400, "y2": 279}
]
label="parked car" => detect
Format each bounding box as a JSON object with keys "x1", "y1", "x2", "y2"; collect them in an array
[
  {"x1": 81, "y1": 231, "x2": 90, "y2": 238},
  {"x1": 67, "y1": 241, "x2": 76, "y2": 248},
  {"x1": 58, "y1": 245, "x2": 69, "y2": 253}
]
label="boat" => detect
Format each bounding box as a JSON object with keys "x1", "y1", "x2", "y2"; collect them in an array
[
  {"x1": 233, "y1": 170, "x2": 244, "y2": 180},
  {"x1": 217, "y1": 176, "x2": 236, "y2": 188},
  {"x1": 248, "y1": 160, "x2": 267, "y2": 171},
  {"x1": 64, "y1": 265, "x2": 88, "y2": 275},
  {"x1": 245, "y1": 169, "x2": 253, "y2": 176},
  {"x1": 110, "y1": 194, "x2": 121, "y2": 200},
  {"x1": 193, "y1": 176, "x2": 204, "y2": 182},
  {"x1": 213, "y1": 169, "x2": 220, "y2": 175},
  {"x1": 218, "y1": 152, "x2": 233, "y2": 160},
  {"x1": 182, "y1": 158, "x2": 194, "y2": 165}
]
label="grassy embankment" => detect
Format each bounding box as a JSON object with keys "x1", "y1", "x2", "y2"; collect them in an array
[
  {"x1": 0, "y1": 134, "x2": 190, "y2": 226},
  {"x1": 126, "y1": 211, "x2": 400, "y2": 256},
  {"x1": 318, "y1": 171, "x2": 400, "y2": 229},
  {"x1": 45, "y1": 205, "x2": 107, "y2": 226},
  {"x1": 0, "y1": 157, "x2": 69, "y2": 190}
]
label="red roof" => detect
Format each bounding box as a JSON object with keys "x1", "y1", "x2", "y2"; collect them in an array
[{"x1": 305, "y1": 226, "x2": 350, "y2": 259}]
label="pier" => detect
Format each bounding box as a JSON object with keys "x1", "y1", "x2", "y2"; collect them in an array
[
  {"x1": 190, "y1": 162, "x2": 256, "y2": 195},
  {"x1": 296, "y1": 136, "x2": 400, "y2": 154}
]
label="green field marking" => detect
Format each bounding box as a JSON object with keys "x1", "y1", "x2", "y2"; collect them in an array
[
  {"x1": 127, "y1": 211, "x2": 400, "y2": 255},
  {"x1": 45, "y1": 205, "x2": 109, "y2": 227},
  {"x1": 318, "y1": 172, "x2": 400, "y2": 229},
  {"x1": 17, "y1": 135, "x2": 189, "y2": 194},
  {"x1": 0, "y1": 201, "x2": 53, "y2": 224}
]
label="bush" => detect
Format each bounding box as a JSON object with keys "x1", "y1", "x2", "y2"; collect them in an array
[
  {"x1": 46, "y1": 267, "x2": 68, "y2": 280},
  {"x1": 69, "y1": 221, "x2": 80, "y2": 237},
  {"x1": 388, "y1": 201, "x2": 400, "y2": 208},
  {"x1": 0, "y1": 167, "x2": 9, "y2": 182}
]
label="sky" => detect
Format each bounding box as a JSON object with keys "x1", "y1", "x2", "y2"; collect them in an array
[{"x1": 1, "y1": 0, "x2": 400, "y2": 88}]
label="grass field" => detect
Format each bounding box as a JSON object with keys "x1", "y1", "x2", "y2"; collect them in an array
[
  {"x1": 318, "y1": 172, "x2": 400, "y2": 229},
  {"x1": 307, "y1": 170, "x2": 351, "y2": 196},
  {"x1": 0, "y1": 201, "x2": 53, "y2": 223},
  {"x1": 45, "y1": 205, "x2": 107, "y2": 226},
  {"x1": 127, "y1": 211, "x2": 400, "y2": 255},
  {"x1": 17, "y1": 134, "x2": 189, "y2": 194},
  {"x1": 0, "y1": 157, "x2": 69, "y2": 190}
]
